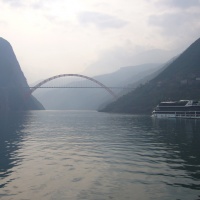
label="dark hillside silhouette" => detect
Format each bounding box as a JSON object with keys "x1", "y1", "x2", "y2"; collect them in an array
[
  {"x1": 0, "y1": 37, "x2": 44, "y2": 112},
  {"x1": 101, "y1": 38, "x2": 200, "y2": 114}
]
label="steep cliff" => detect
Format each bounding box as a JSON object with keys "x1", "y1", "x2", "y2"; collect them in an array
[
  {"x1": 0, "y1": 37, "x2": 44, "y2": 111},
  {"x1": 101, "y1": 37, "x2": 200, "y2": 114}
]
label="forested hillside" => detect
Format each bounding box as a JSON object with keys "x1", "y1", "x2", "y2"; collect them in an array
[{"x1": 101, "y1": 38, "x2": 200, "y2": 114}]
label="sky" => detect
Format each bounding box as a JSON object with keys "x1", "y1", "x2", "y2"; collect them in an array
[{"x1": 0, "y1": 0, "x2": 200, "y2": 84}]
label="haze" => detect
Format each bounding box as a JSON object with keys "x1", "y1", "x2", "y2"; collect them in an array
[{"x1": 0, "y1": 0, "x2": 200, "y2": 84}]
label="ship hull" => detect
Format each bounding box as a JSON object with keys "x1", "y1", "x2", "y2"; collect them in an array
[{"x1": 152, "y1": 111, "x2": 200, "y2": 119}]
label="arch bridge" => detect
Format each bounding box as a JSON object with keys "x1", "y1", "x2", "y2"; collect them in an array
[{"x1": 29, "y1": 74, "x2": 117, "y2": 99}]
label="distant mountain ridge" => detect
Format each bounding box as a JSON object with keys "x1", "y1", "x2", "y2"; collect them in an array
[
  {"x1": 33, "y1": 63, "x2": 162, "y2": 110},
  {"x1": 100, "y1": 37, "x2": 200, "y2": 114},
  {"x1": 83, "y1": 48, "x2": 176, "y2": 76},
  {"x1": 0, "y1": 37, "x2": 44, "y2": 112}
]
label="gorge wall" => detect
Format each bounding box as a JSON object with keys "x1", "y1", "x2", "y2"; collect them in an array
[{"x1": 0, "y1": 37, "x2": 44, "y2": 112}]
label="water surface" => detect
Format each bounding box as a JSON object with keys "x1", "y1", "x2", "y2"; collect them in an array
[{"x1": 0, "y1": 111, "x2": 200, "y2": 200}]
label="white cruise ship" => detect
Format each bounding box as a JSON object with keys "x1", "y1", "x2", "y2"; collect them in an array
[{"x1": 152, "y1": 100, "x2": 200, "y2": 119}]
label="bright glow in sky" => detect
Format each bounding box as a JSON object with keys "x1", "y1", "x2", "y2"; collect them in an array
[{"x1": 0, "y1": 0, "x2": 200, "y2": 83}]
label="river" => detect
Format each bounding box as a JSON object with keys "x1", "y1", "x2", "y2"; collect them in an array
[{"x1": 0, "y1": 110, "x2": 200, "y2": 200}]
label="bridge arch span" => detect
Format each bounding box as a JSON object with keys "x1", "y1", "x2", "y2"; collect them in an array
[{"x1": 30, "y1": 74, "x2": 117, "y2": 98}]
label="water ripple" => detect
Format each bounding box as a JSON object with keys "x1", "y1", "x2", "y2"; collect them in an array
[{"x1": 0, "y1": 111, "x2": 200, "y2": 200}]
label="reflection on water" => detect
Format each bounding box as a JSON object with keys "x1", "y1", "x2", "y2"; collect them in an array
[
  {"x1": 0, "y1": 111, "x2": 200, "y2": 200},
  {"x1": 0, "y1": 112, "x2": 29, "y2": 187},
  {"x1": 152, "y1": 118, "x2": 200, "y2": 190}
]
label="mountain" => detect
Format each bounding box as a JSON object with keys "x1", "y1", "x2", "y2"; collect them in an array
[
  {"x1": 100, "y1": 38, "x2": 200, "y2": 114},
  {"x1": 0, "y1": 37, "x2": 44, "y2": 112},
  {"x1": 33, "y1": 63, "x2": 162, "y2": 110},
  {"x1": 83, "y1": 48, "x2": 176, "y2": 76}
]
